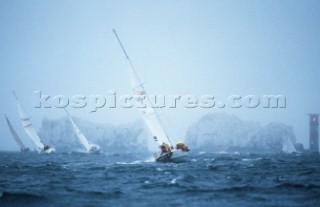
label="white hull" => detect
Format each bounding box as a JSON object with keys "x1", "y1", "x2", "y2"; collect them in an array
[
  {"x1": 41, "y1": 147, "x2": 56, "y2": 154},
  {"x1": 88, "y1": 147, "x2": 100, "y2": 154},
  {"x1": 171, "y1": 149, "x2": 188, "y2": 161},
  {"x1": 155, "y1": 149, "x2": 188, "y2": 162}
]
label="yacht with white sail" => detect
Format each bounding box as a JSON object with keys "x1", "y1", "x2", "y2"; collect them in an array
[
  {"x1": 65, "y1": 109, "x2": 100, "y2": 153},
  {"x1": 4, "y1": 115, "x2": 30, "y2": 152},
  {"x1": 13, "y1": 91, "x2": 55, "y2": 154},
  {"x1": 113, "y1": 29, "x2": 189, "y2": 162}
]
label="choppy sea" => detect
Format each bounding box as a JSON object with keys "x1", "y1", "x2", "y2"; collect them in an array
[{"x1": 0, "y1": 151, "x2": 319, "y2": 207}]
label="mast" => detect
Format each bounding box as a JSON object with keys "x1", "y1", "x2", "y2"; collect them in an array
[
  {"x1": 113, "y1": 29, "x2": 144, "y2": 88},
  {"x1": 113, "y1": 29, "x2": 173, "y2": 146}
]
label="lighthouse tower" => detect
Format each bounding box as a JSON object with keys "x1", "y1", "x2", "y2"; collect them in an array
[{"x1": 309, "y1": 114, "x2": 319, "y2": 154}]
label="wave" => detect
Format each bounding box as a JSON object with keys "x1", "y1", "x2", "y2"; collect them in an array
[
  {"x1": 0, "y1": 191, "x2": 47, "y2": 205},
  {"x1": 65, "y1": 188, "x2": 123, "y2": 198},
  {"x1": 241, "y1": 157, "x2": 262, "y2": 162},
  {"x1": 115, "y1": 160, "x2": 142, "y2": 165},
  {"x1": 273, "y1": 183, "x2": 320, "y2": 190},
  {"x1": 185, "y1": 183, "x2": 319, "y2": 195},
  {"x1": 170, "y1": 176, "x2": 182, "y2": 185},
  {"x1": 115, "y1": 158, "x2": 155, "y2": 165}
]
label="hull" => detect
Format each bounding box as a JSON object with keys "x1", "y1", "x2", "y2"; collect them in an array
[
  {"x1": 89, "y1": 149, "x2": 100, "y2": 154},
  {"x1": 21, "y1": 148, "x2": 30, "y2": 152},
  {"x1": 88, "y1": 145, "x2": 100, "y2": 154},
  {"x1": 41, "y1": 147, "x2": 56, "y2": 154},
  {"x1": 155, "y1": 149, "x2": 188, "y2": 162}
]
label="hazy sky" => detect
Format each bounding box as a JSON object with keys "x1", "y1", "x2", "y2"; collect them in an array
[{"x1": 1, "y1": 0, "x2": 319, "y2": 151}]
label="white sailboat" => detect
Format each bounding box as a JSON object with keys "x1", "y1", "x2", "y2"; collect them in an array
[
  {"x1": 4, "y1": 115, "x2": 30, "y2": 152},
  {"x1": 113, "y1": 29, "x2": 189, "y2": 162},
  {"x1": 64, "y1": 109, "x2": 100, "y2": 153},
  {"x1": 13, "y1": 91, "x2": 55, "y2": 154}
]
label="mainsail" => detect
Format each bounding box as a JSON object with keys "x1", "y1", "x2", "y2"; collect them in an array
[
  {"x1": 13, "y1": 92, "x2": 45, "y2": 152},
  {"x1": 4, "y1": 115, "x2": 29, "y2": 151},
  {"x1": 65, "y1": 109, "x2": 99, "y2": 152},
  {"x1": 113, "y1": 29, "x2": 172, "y2": 146}
]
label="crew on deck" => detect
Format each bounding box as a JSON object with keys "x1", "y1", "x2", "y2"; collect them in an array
[
  {"x1": 160, "y1": 142, "x2": 173, "y2": 155},
  {"x1": 176, "y1": 141, "x2": 189, "y2": 152}
]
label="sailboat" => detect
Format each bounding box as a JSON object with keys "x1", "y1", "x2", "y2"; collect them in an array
[
  {"x1": 113, "y1": 29, "x2": 189, "y2": 162},
  {"x1": 4, "y1": 115, "x2": 30, "y2": 152},
  {"x1": 64, "y1": 109, "x2": 100, "y2": 153},
  {"x1": 12, "y1": 91, "x2": 56, "y2": 154}
]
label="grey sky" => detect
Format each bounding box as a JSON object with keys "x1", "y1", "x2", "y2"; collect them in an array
[{"x1": 1, "y1": 0, "x2": 319, "y2": 151}]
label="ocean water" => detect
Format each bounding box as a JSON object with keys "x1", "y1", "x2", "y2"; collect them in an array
[{"x1": 0, "y1": 152, "x2": 319, "y2": 207}]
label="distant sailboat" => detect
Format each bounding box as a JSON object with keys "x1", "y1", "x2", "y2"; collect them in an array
[
  {"x1": 12, "y1": 91, "x2": 55, "y2": 154},
  {"x1": 113, "y1": 29, "x2": 189, "y2": 162},
  {"x1": 64, "y1": 109, "x2": 100, "y2": 153},
  {"x1": 4, "y1": 115, "x2": 30, "y2": 152}
]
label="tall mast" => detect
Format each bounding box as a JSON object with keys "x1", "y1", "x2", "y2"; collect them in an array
[
  {"x1": 112, "y1": 29, "x2": 145, "y2": 88},
  {"x1": 112, "y1": 29, "x2": 173, "y2": 146}
]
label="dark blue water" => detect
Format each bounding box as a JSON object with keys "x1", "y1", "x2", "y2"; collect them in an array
[{"x1": 0, "y1": 152, "x2": 319, "y2": 207}]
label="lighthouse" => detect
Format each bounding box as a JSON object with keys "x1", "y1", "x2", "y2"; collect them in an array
[{"x1": 309, "y1": 114, "x2": 319, "y2": 154}]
